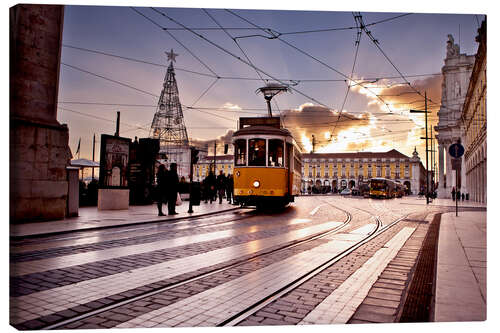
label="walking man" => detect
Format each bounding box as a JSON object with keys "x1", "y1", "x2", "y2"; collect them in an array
[
  {"x1": 156, "y1": 164, "x2": 167, "y2": 216},
  {"x1": 166, "y1": 163, "x2": 179, "y2": 215},
  {"x1": 216, "y1": 170, "x2": 226, "y2": 204},
  {"x1": 226, "y1": 173, "x2": 234, "y2": 204}
]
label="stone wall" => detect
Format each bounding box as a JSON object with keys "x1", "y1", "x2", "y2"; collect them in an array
[{"x1": 10, "y1": 4, "x2": 72, "y2": 222}]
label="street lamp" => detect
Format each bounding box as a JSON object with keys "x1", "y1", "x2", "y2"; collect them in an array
[
  {"x1": 410, "y1": 91, "x2": 430, "y2": 204},
  {"x1": 257, "y1": 83, "x2": 289, "y2": 117}
]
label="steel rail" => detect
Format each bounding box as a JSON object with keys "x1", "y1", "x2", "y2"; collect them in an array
[
  {"x1": 220, "y1": 211, "x2": 409, "y2": 326},
  {"x1": 40, "y1": 204, "x2": 352, "y2": 330}
]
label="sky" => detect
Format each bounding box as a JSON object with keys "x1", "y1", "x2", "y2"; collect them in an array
[{"x1": 56, "y1": 2, "x2": 484, "y2": 172}]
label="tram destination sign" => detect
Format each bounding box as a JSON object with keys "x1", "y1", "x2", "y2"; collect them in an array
[{"x1": 449, "y1": 143, "x2": 465, "y2": 158}]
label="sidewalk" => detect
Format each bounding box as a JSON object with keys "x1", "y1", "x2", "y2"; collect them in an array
[
  {"x1": 434, "y1": 211, "x2": 487, "y2": 322},
  {"x1": 10, "y1": 200, "x2": 240, "y2": 238},
  {"x1": 404, "y1": 197, "x2": 487, "y2": 209}
]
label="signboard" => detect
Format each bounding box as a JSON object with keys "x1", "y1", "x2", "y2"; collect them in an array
[
  {"x1": 451, "y1": 157, "x2": 461, "y2": 171},
  {"x1": 99, "y1": 134, "x2": 131, "y2": 189},
  {"x1": 449, "y1": 143, "x2": 465, "y2": 158},
  {"x1": 239, "y1": 117, "x2": 281, "y2": 129}
]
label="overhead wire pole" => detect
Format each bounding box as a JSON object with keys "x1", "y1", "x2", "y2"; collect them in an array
[{"x1": 410, "y1": 91, "x2": 430, "y2": 204}]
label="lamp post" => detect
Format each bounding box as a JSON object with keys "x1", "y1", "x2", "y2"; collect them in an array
[
  {"x1": 257, "y1": 83, "x2": 289, "y2": 117},
  {"x1": 410, "y1": 91, "x2": 430, "y2": 204}
]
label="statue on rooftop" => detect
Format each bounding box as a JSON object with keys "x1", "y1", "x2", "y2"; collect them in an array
[{"x1": 446, "y1": 34, "x2": 460, "y2": 58}]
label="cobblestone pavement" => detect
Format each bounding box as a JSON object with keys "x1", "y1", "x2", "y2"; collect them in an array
[{"x1": 10, "y1": 196, "x2": 451, "y2": 329}]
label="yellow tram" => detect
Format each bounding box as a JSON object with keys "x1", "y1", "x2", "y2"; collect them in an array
[{"x1": 232, "y1": 117, "x2": 302, "y2": 208}]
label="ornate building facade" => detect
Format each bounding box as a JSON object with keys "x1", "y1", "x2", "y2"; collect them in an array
[
  {"x1": 435, "y1": 35, "x2": 475, "y2": 198},
  {"x1": 301, "y1": 149, "x2": 426, "y2": 194},
  {"x1": 463, "y1": 20, "x2": 486, "y2": 203}
]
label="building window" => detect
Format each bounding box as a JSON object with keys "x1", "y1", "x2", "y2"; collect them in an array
[
  {"x1": 309, "y1": 165, "x2": 313, "y2": 177},
  {"x1": 405, "y1": 165, "x2": 409, "y2": 178},
  {"x1": 385, "y1": 164, "x2": 390, "y2": 178},
  {"x1": 376, "y1": 165, "x2": 381, "y2": 177}
]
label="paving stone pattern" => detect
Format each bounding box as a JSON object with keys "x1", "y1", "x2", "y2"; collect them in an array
[
  {"x1": 236, "y1": 221, "x2": 414, "y2": 326},
  {"x1": 348, "y1": 212, "x2": 433, "y2": 324},
  {"x1": 10, "y1": 217, "x2": 348, "y2": 297}
]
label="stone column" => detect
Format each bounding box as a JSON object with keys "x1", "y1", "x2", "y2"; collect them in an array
[
  {"x1": 437, "y1": 145, "x2": 446, "y2": 198},
  {"x1": 10, "y1": 5, "x2": 72, "y2": 222}
]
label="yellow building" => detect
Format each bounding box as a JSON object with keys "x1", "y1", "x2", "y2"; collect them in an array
[
  {"x1": 193, "y1": 155, "x2": 234, "y2": 181},
  {"x1": 301, "y1": 149, "x2": 426, "y2": 194},
  {"x1": 463, "y1": 19, "x2": 486, "y2": 203}
]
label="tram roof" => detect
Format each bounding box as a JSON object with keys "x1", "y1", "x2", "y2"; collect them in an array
[{"x1": 233, "y1": 125, "x2": 293, "y2": 137}]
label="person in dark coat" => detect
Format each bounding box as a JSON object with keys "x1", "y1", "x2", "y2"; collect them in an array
[
  {"x1": 451, "y1": 187, "x2": 456, "y2": 201},
  {"x1": 216, "y1": 170, "x2": 226, "y2": 204},
  {"x1": 166, "y1": 163, "x2": 179, "y2": 215},
  {"x1": 156, "y1": 164, "x2": 167, "y2": 216},
  {"x1": 226, "y1": 173, "x2": 234, "y2": 204},
  {"x1": 206, "y1": 171, "x2": 216, "y2": 204}
]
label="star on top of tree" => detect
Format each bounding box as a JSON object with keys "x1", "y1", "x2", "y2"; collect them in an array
[{"x1": 166, "y1": 49, "x2": 179, "y2": 63}]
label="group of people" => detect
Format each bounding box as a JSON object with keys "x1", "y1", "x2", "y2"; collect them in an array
[
  {"x1": 201, "y1": 170, "x2": 234, "y2": 205},
  {"x1": 156, "y1": 163, "x2": 180, "y2": 216},
  {"x1": 156, "y1": 165, "x2": 236, "y2": 216},
  {"x1": 451, "y1": 187, "x2": 468, "y2": 201}
]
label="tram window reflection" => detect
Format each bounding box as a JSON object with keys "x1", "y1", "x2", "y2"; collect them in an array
[
  {"x1": 248, "y1": 139, "x2": 266, "y2": 166},
  {"x1": 234, "y1": 139, "x2": 247, "y2": 166},
  {"x1": 268, "y1": 139, "x2": 284, "y2": 167}
]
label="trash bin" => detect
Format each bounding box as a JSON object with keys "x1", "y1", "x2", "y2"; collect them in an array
[{"x1": 190, "y1": 182, "x2": 201, "y2": 206}]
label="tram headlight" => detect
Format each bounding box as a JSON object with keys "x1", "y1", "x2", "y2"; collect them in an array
[
  {"x1": 236, "y1": 171, "x2": 240, "y2": 177},
  {"x1": 253, "y1": 180, "x2": 260, "y2": 188}
]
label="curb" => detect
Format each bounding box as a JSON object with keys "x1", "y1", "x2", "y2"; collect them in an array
[{"x1": 10, "y1": 206, "x2": 243, "y2": 240}]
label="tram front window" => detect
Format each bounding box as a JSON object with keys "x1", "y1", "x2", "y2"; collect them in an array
[
  {"x1": 248, "y1": 139, "x2": 266, "y2": 166},
  {"x1": 268, "y1": 139, "x2": 284, "y2": 167},
  {"x1": 234, "y1": 139, "x2": 246, "y2": 166}
]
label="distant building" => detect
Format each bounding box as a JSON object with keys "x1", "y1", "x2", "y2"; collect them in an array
[
  {"x1": 462, "y1": 19, "x2": 486, "y2": 203},
  {"x1": 194, "y1": 148, "x2": 427, "y2": 195},
  {"x1": 301, "y1": 149, "x2": 426, "y2": 195},
  {"x1": 194, "y1": 154, "x2": 234, "y2": 181},
  {"x1": 435, "y1": 34, "x2": 475, "y2": 198}
]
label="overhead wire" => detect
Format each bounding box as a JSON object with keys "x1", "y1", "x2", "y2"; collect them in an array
[
  {"x1": 62, "y1": 43, "x2": 441, "y2": 83},
  {"x1": 130, "y1": 7, "x2": 219, "y2": 78},
  {"x1": 224, "y1": 9, "x2": 395, "y2": 114},
  {"x1": 331, "y1": 12, "x2": 363, "y2": 135},
  {"x1": 146, "y1": 7, "x2": 332, "y2": 109}
]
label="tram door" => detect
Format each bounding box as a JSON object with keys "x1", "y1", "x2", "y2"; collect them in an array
[{"x1": 286, "y1": 142, "x2": 293, "y2": 196}]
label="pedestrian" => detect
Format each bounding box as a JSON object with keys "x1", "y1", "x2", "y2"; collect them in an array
[
  {"x1": 226, "y1": 173, "x2": 234, "y2": 204},
  {"x1": 156, "y1": 164, "x2": 167, "y2": 216},
  {"x1": 451, "y1": 187, "x2": 456, "y2": 201},
  {"x1": 461, "y1": 192, "x2": 465, "y2": 201},
  {"x1": 166, "y1": 163, "x2": 179, "y2": 215},
  {"x1": 216, "y1": 170, "x2": 226, "y2": 204},
  {"x1": 456, "y1": 189, "x2": 460, "y2": 203},
  {"x1": 206, "y1": 171, "x2": 216, "y2": 203}
]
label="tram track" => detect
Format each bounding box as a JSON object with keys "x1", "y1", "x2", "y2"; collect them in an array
[
  {"x1": 221, "y1": 210, "x2": 410, "y2": 326},
  {"x1": 38, "y1": 203, "x2": 352, "y2": 330}
]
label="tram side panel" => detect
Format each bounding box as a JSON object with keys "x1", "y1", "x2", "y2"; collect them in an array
[{"x1": 233, "y1": 167, "x2": 289, "y2": 206}]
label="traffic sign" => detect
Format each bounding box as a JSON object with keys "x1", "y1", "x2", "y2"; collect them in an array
[
  {"x1": 449, "y1": 143, "x2": 465, "y2": 158},
  {"x1": 451, "y1": 157, "x2": 461, "y2": 170}
]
